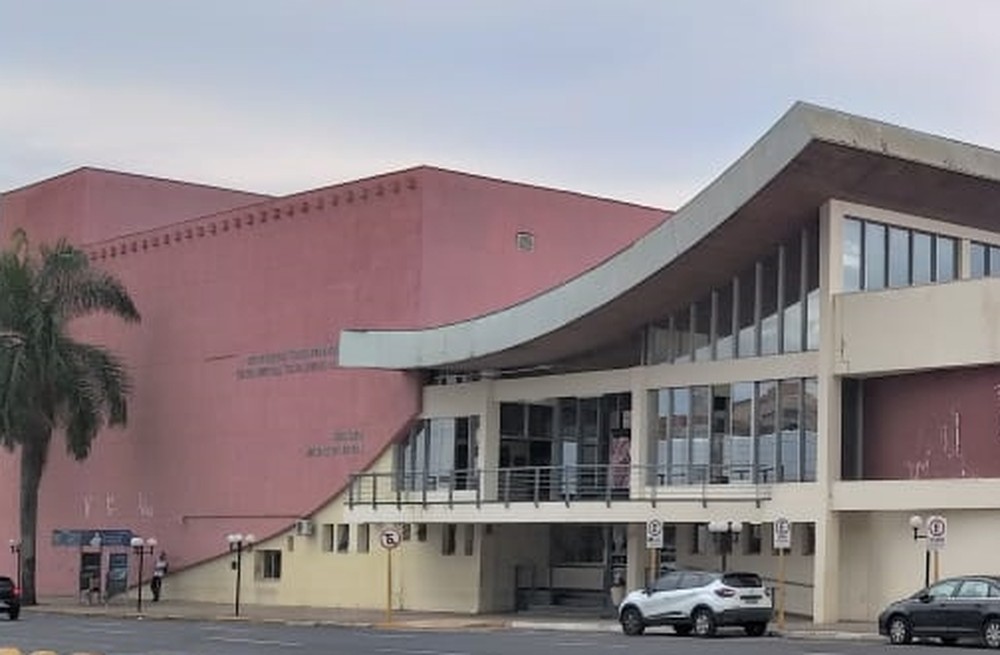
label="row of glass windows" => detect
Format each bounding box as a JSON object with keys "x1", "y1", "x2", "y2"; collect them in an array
[
  {"x1": 397, "y1": 417, "x2": 477, "y2": 490},
  {"x1": 645, "y1": 225, "x2": 820, "y2": 365},
  {"x1": 842, "y1": 216, "x2": 957, "y2": 292},
  {"x1": 650, "y1": 378, "x2": 818, "y2": 484},
  {"x1": 970, "y1": 241, "x2": 1000, "y2": 279}
]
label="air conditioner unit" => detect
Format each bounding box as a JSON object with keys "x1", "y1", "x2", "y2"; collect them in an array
[{"x1": 295, "y1": 519, "x2": 315, "y2": 537}]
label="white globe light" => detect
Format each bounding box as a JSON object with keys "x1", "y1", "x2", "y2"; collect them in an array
[
  {"x1": 909, "y1": 515, "x2": 924, "y2": 530},
  {"x1": 130, "y1": 536, "x2": 144, "y2": 548}
]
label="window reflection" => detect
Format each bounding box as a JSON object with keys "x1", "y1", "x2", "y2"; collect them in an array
[
  {"x1": 912, "y1": 232, "x2": 932, "y2": 284},
  {"x1": 842, "y1": 218, "x2": 862, "y2": 291},
  {"x1": 935, "y1": 236, "x2": 956, "y2": 282},
  {"x1": 887, "y1": 227, "x2": 910, "y2": 288},
  {"x1": 864, "y1": 222, "x2": 886, "y2": 290}
]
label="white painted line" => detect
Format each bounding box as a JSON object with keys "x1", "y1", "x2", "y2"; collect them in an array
[{"x1": 206, "y1": 636, "x2": 303, "y2": 647}]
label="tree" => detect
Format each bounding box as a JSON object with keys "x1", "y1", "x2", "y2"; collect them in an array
[{"x1": 0, "y1": 230, "x2": 140, "y2": 604}]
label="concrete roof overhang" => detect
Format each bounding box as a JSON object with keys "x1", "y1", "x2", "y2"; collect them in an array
[{"x1": 338, "y1": 102, "x2": 1000, "y2": 373}]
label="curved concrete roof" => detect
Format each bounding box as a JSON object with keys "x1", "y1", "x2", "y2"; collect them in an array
[{"x1": 339, "y1": 102, "x2": 1000, "y2": 372}]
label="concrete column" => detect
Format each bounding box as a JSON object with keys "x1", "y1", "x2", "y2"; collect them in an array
[
  {"x1": 812, "y1": 513, "x2": 841, "y2": 623},
  {"x1": 478, "y1": 381, "x2": 500, "y2": 501},
  {"x1": 814, "y1": 200, "x2": 843, "y2": 622},
  {"x1": 626, "y1": 523, "x2": 647, "y2": 591},
  {"x1": 629, "y1": 371, "x2": 649, "y2": 493}
]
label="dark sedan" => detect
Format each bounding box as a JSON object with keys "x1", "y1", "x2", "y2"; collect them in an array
[{"x1": 879, "y1": 575, "x2": 1000, "y2": 647}]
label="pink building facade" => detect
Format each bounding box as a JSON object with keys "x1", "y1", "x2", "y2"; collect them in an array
[{"x1": 0, "y1": 166, "x2": 666, "y2": 595}]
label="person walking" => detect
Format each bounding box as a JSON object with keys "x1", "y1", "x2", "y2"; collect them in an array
[{"x1": 151, "y1": 552, "x2": 168, "y2": 602}]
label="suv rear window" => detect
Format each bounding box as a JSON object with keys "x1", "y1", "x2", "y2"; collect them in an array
[{"x1": 722, "y1": 573, "x2": 763, "y2": 588}]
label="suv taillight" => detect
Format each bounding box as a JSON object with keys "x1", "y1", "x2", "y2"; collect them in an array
[
  {"x1": 714, "y1": 587, "x2": 736, "y2": 598},
  {"x1": 11, "y1": 586, "x2": 19, "y2": 599}
]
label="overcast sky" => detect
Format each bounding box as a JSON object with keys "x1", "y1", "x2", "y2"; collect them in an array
[{"x1": 3, "y1": 0, "x2": 1000, "y2": 209}]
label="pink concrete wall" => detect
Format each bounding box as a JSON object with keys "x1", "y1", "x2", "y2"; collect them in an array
[
  {"x1": 0, "y1": 167, "x2": 665, "y2": 595},
  {"x1": 418, "y1": 168, "x2": 667, "y2": 323},
  {"x1": 863, "y1": 365, "x2": 1000, "y2": 479},
  {"x1": 1, "y1": 168, "x2": 269, "y2": 246}
]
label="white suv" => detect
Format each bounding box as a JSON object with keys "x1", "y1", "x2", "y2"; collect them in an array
[{"x1": 618, "y1": 570, "x2": 772, "y2": 637}]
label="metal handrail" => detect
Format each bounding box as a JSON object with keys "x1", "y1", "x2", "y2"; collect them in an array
[{"x1": 347, "y1": 462, "x2": 779, "y2": 509}]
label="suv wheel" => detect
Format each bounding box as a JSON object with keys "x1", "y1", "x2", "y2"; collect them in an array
[
  {"x1": 620, "y1": 607, "x2": 645, "y2": 636},
  {"x1": 692, "y1": 607, "x2": 717, "y2": 637},
  {"x1": 8, "y1": 608, "x2": 19, "y2": 621},
  {"x1": 744, "y1": 622, "x2": 767, "y2": 637}
]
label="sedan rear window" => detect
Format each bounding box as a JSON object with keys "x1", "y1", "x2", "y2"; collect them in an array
[{"x1": 722, "y1": 573, "x2": 763, "y2": 588}]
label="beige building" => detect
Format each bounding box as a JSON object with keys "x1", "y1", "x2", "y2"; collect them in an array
[{"x1": 169, "y1": 102, "x2": 1000, "y2": 624}]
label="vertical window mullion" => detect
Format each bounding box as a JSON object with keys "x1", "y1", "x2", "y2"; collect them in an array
[
  {"x1": 733, "y1": 276, "x2": 742, "y2": 358},
  {"x1": 800, "y1": 228, "x2": 808, "y2": 349},
  {"x1": 754, "y1": 261, "x2": 763, "y2": 355},
  {"x1": 710, "y1": 289, "x2": 719, "y2": 360},
  {"x1": 777, "y1": 244, "x2": 786, "y2": 354}
]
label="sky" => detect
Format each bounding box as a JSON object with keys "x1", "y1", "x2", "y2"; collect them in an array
[{"x1": 3, "y1": 0, "x2": 1000, "y2": 210}]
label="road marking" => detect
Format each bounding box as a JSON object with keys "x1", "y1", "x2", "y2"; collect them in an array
[
  {"x1": 206, "y1": 636, "x2": 303, "y2": 647},
  {"x1": 376, "y1": 649, "x2": 471, "y2": 655},
  {"x1": 74, "y1": 627, "x2": 137, "y2": 635}
]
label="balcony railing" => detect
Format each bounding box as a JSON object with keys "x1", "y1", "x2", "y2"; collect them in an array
[{"x1": 347, "y1": 463, "x2": 773, "y2": 510}]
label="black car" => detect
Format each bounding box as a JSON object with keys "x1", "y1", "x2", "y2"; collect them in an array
[
  {"x1": 879, "y1": 575, "x2": 1000, "y2": 647},
  {"x1": 0, "y1": 576, "x2": 19, "y2": 620}
]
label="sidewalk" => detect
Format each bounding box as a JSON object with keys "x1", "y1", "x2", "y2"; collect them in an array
[{"x1": 23, "y1": 597, "x2": 882, "y2": 641}]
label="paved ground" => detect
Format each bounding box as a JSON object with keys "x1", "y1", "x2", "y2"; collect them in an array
[{"x1": 16, "y1": 596, "x2": 881, "y2": 640}]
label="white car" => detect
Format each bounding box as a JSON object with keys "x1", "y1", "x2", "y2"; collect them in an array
[{"x1": 618, "y1": 570, "x2": 772, "y2": 637}]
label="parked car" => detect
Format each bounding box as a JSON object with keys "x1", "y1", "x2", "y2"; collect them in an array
[
  {"x1": 0, "y1": 576, "x2": 20, "y2": 620},
  {"x1": 618, "y1": 570, "x2": 772, "y2": 637},
  {"x1": 879, "y1": 575, "x2": 1000, "y2": 647}
]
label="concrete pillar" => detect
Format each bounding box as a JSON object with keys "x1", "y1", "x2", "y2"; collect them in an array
[
  {"x1": 812, "y1": 513, "x2": 840, "y2": 623},
  {"x1": 626, "y1": 523, "x2": 647, "y2": 591},
  {"x1": 478, "y1": 381, "x2": 500, "y2": 501}
]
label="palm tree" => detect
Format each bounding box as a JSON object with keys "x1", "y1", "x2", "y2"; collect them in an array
[{"x1": 0, "y1": 230, "x2": 140, "y2": 604}]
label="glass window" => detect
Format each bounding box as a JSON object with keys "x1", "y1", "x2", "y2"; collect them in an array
[
  {"x1": 805, "y1": 226, "x2": 820, "y2": 351},
  {"x1": 690, "y1": 387, "x2": 710, "y2": 482},
  {"x1": 956, "y1": 580, "x2": 990, "y2": 598},
  {"x1": 760, "y1": 253, "x2": 780, "y2": 356},
  {"x1": 912, "y1": 232, "x2": 933, "y2": 285},
  {"x1": 442, "y1": 524, "x2": 457, "y2": 555},
  {"x1": 802, "y1": 378, "x2": 818, "y2": 482},
  {"x1": 925, "y1": 579, "x2": 960, "y2": 598},
  {"x1": 357, "y1": 525, "x2": 370, "y2": 553},
  {"x1": 779, "y1": 379, "x2": 801, "y2": 482},
  {"x1": 693, "y1": 297, "x2": 712, "y2": 362},
  {"x1": 990, "y1": 247, "x2": 1000, "y2": 277},
  {"x1": 737, "y1": 266, "x2": 756, "y2": 358},
  {"x1": 528, "y1": 404, "x2": 553, "y2": 438},
  {"x1": 782, "y1": 237, "x2": 803, "y2": 353},
  {"x1": 756, "y1": 381, "x2": 777, "y2": 482},
  {"x1": 887, "y1": 227, "x2": 910, "y2": 288},
  {"x1": 646, "y1": 323, "x2": 671, "y2": 364},
  {"x1": 842, "y1": 218, "x2": 862, "y2": 291},
  {"x1": 935, "y1": 236, "x2": 956, "y2": 282},
  {"x1": 654, "y1": 572, "x2": 683, "y2": 592},
  {"x1": 971, "y1": 243, "x2": 987, "y2": 279},
  {"x1": 715, "y1": 282, "x2": 735, "y2": 360},
  {"x1": 729, "y1": 382, "x2": 754, "y2": 482},
  {"x1": 864, "y1": 222, "x2": 886, "y2": 290},
  {"x1": 258, "y1": 550, "x2": 282, "y2": 579},
  {"x1": 500, "y1": 404, "x2": 525, "y2": 436},
  {"x1": 673, "y1": 307, "x2": 692, "y2": 363},
  {"x1": 336, "y1": 524, "x2": 350, "y2": 553},
  {"x1": 669, "y1": 389, "x2": 690, "y2": 484}
]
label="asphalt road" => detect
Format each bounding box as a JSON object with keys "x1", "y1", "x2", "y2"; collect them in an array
[{"x1": 0, "y1": 613, "x2": 941, "y2": 655}]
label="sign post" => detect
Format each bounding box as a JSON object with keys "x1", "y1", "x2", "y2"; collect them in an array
[
  {"x1": 379, "y1": 526, "x2": 401, "y2": 624},
  {"x1": 646, "y1": 519, "x2": 663, "y2": 585},
  {"x1": 773, "y1": 518, "x2": 792, "y2": 631},
  {"x1": 926, "y1": 515, "x2": 946, "y2": 583}
]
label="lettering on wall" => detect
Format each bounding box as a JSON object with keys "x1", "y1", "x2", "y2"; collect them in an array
[
  {"x1": 81, "y1": 493, "x2": 155, "y2": 518},
  {"x1": 305, "y1": 430, "x2": 365, "y2": 458},
  {"x1": 236, "y1": 345, "x2": 338, "y2": 380}
]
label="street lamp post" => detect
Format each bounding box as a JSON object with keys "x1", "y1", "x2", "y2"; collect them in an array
[
  {"x1": 8, "y1": 540, "x2": 21, "y2": 591},
  {"x1": 226, "y1": 533, "x2": 255, "y2": 617},
  {"x1": 130, "y1": 536, "x2": 157, "y2": 614},
  {"x1": 909, "y1": 515, "x2": 932, "y2": 589},
  {"x1": 707, "y1": 521, "x2": 743, "y2": 572}
]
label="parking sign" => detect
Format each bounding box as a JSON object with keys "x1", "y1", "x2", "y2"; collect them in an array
[
  {"x1": 926, "y1": 515, "x2": 947, "y2": 551},
  {"x1": 646, "y1": 519, "x2": 663, "y2": 549},
  {"x1": 773, "y1": 518, "x2": 792, "y2": 550}
]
